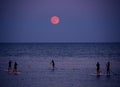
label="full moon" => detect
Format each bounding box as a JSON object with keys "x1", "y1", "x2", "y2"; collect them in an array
[{"x1": 51, "y1": 16, "x2": 60, "y2": 24}]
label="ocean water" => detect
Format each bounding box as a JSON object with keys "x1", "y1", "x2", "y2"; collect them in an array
[{"x1": 0, "y1": 43, "x2": 120, "y2": 87}]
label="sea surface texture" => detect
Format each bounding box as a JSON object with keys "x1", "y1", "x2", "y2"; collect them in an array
[{"x1": 0, "y1": 43, "x2": 120, "y2": 87}]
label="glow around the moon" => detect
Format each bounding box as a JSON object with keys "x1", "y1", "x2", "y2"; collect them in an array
[{"x1": 51, "y1": 16, "x2": 60, "y2": 24}]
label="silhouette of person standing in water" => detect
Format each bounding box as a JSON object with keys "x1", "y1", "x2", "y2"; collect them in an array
[
  {"x1": 106, "y1": 61, "x2": 110, "y2": 75},
  {"x1": 96, "y1": 62, "x2": 100, "y2": 75},
  {"x1": 13, "y1": 62, "x2": 18, "y2": 72},
  {"x1": 8, "y1": 60, "x2": 12, "y2": 72},
  {"x1": 51, "y1": 59, "x2": 55, "y2": 70}
]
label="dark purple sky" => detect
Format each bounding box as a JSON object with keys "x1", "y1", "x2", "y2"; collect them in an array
[{"x1": 1, "y1": 0, "x2": 120, "y2": 42}]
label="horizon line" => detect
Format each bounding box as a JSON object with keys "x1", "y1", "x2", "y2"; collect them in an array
[{"x1": 0, "y1": 41, "x2": 120, "y2": 44}]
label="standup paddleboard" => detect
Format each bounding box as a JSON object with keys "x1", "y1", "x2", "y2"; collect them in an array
[
  {"x1": 90, "y1": 73, "x2": 111, "y2": 76},
  {"x1": 4, "y1": 69, "x2": 22, "y2": 74}
]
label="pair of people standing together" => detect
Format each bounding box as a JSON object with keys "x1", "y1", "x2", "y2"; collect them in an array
[
  {"x1": 96, "y1": 61, "x2": 110, "y2": 75},
  {"x1": 8, "y1": 60, "x2": 18, "y2": 72}
]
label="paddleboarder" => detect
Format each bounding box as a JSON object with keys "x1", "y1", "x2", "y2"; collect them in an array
[
  {"x1": 106, "y1": 61, "x2": 110, "y2": 75},
  {"x1": 13, "y1": 62, "x2": 18, "y2": 72},
  {"x1": 8, "y1": 60, "x2": 12, "y2": 72},
  {"x1": 51, "y1": 59, "x2": 55, "y2": 69},
  {"x1": 96, "y1": 62, "x2": 100, "y2": 75}
]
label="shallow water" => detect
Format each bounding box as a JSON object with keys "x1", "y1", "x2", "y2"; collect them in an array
[{"x1": 0, "y1": 43, "x2": 120, "y2": 87}]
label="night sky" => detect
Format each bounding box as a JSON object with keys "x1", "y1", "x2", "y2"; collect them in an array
[{"x1": 1, "y1": 0, "x2": 120, "y2": 42}]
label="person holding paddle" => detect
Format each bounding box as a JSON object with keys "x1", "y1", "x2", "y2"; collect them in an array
[
  {"x1": 106, "y1": 61, "x2": 110, "y2": 75},
  {"x1": 96, "y1": 62, "x2": 100, "y2": 75},
  {"x1": 8, "y1": 60, "x2": 12, "y2": 72},
  {"x1": 13, "y1": 62, "x2": 18, "y2": 72},
  {"x1": 50, "y1": 59, "x2": 55, "y2": 70}
]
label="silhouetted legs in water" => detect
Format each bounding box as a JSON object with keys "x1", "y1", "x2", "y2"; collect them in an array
[
  {"x1": 8, "y1": 60, "x2": 12, "y2": 72},
  {"x1": 106, "y1": 61, "x2": 110, "y2": 76},
  {"x1": 96, "y1": 62, "x2": 100, "y2": 76}
]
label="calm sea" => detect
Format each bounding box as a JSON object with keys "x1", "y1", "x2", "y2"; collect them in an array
[
  {"x1": 0, "y1": 43, "x2": 120, "y2": 58},
  {"x1": 0, "y1": 43, "x2": 120, "y2": 87}
]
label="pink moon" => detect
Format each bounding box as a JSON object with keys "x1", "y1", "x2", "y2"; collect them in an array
[{"x1": 51, "y1": 16, "x2": 60, "y2": 24}]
